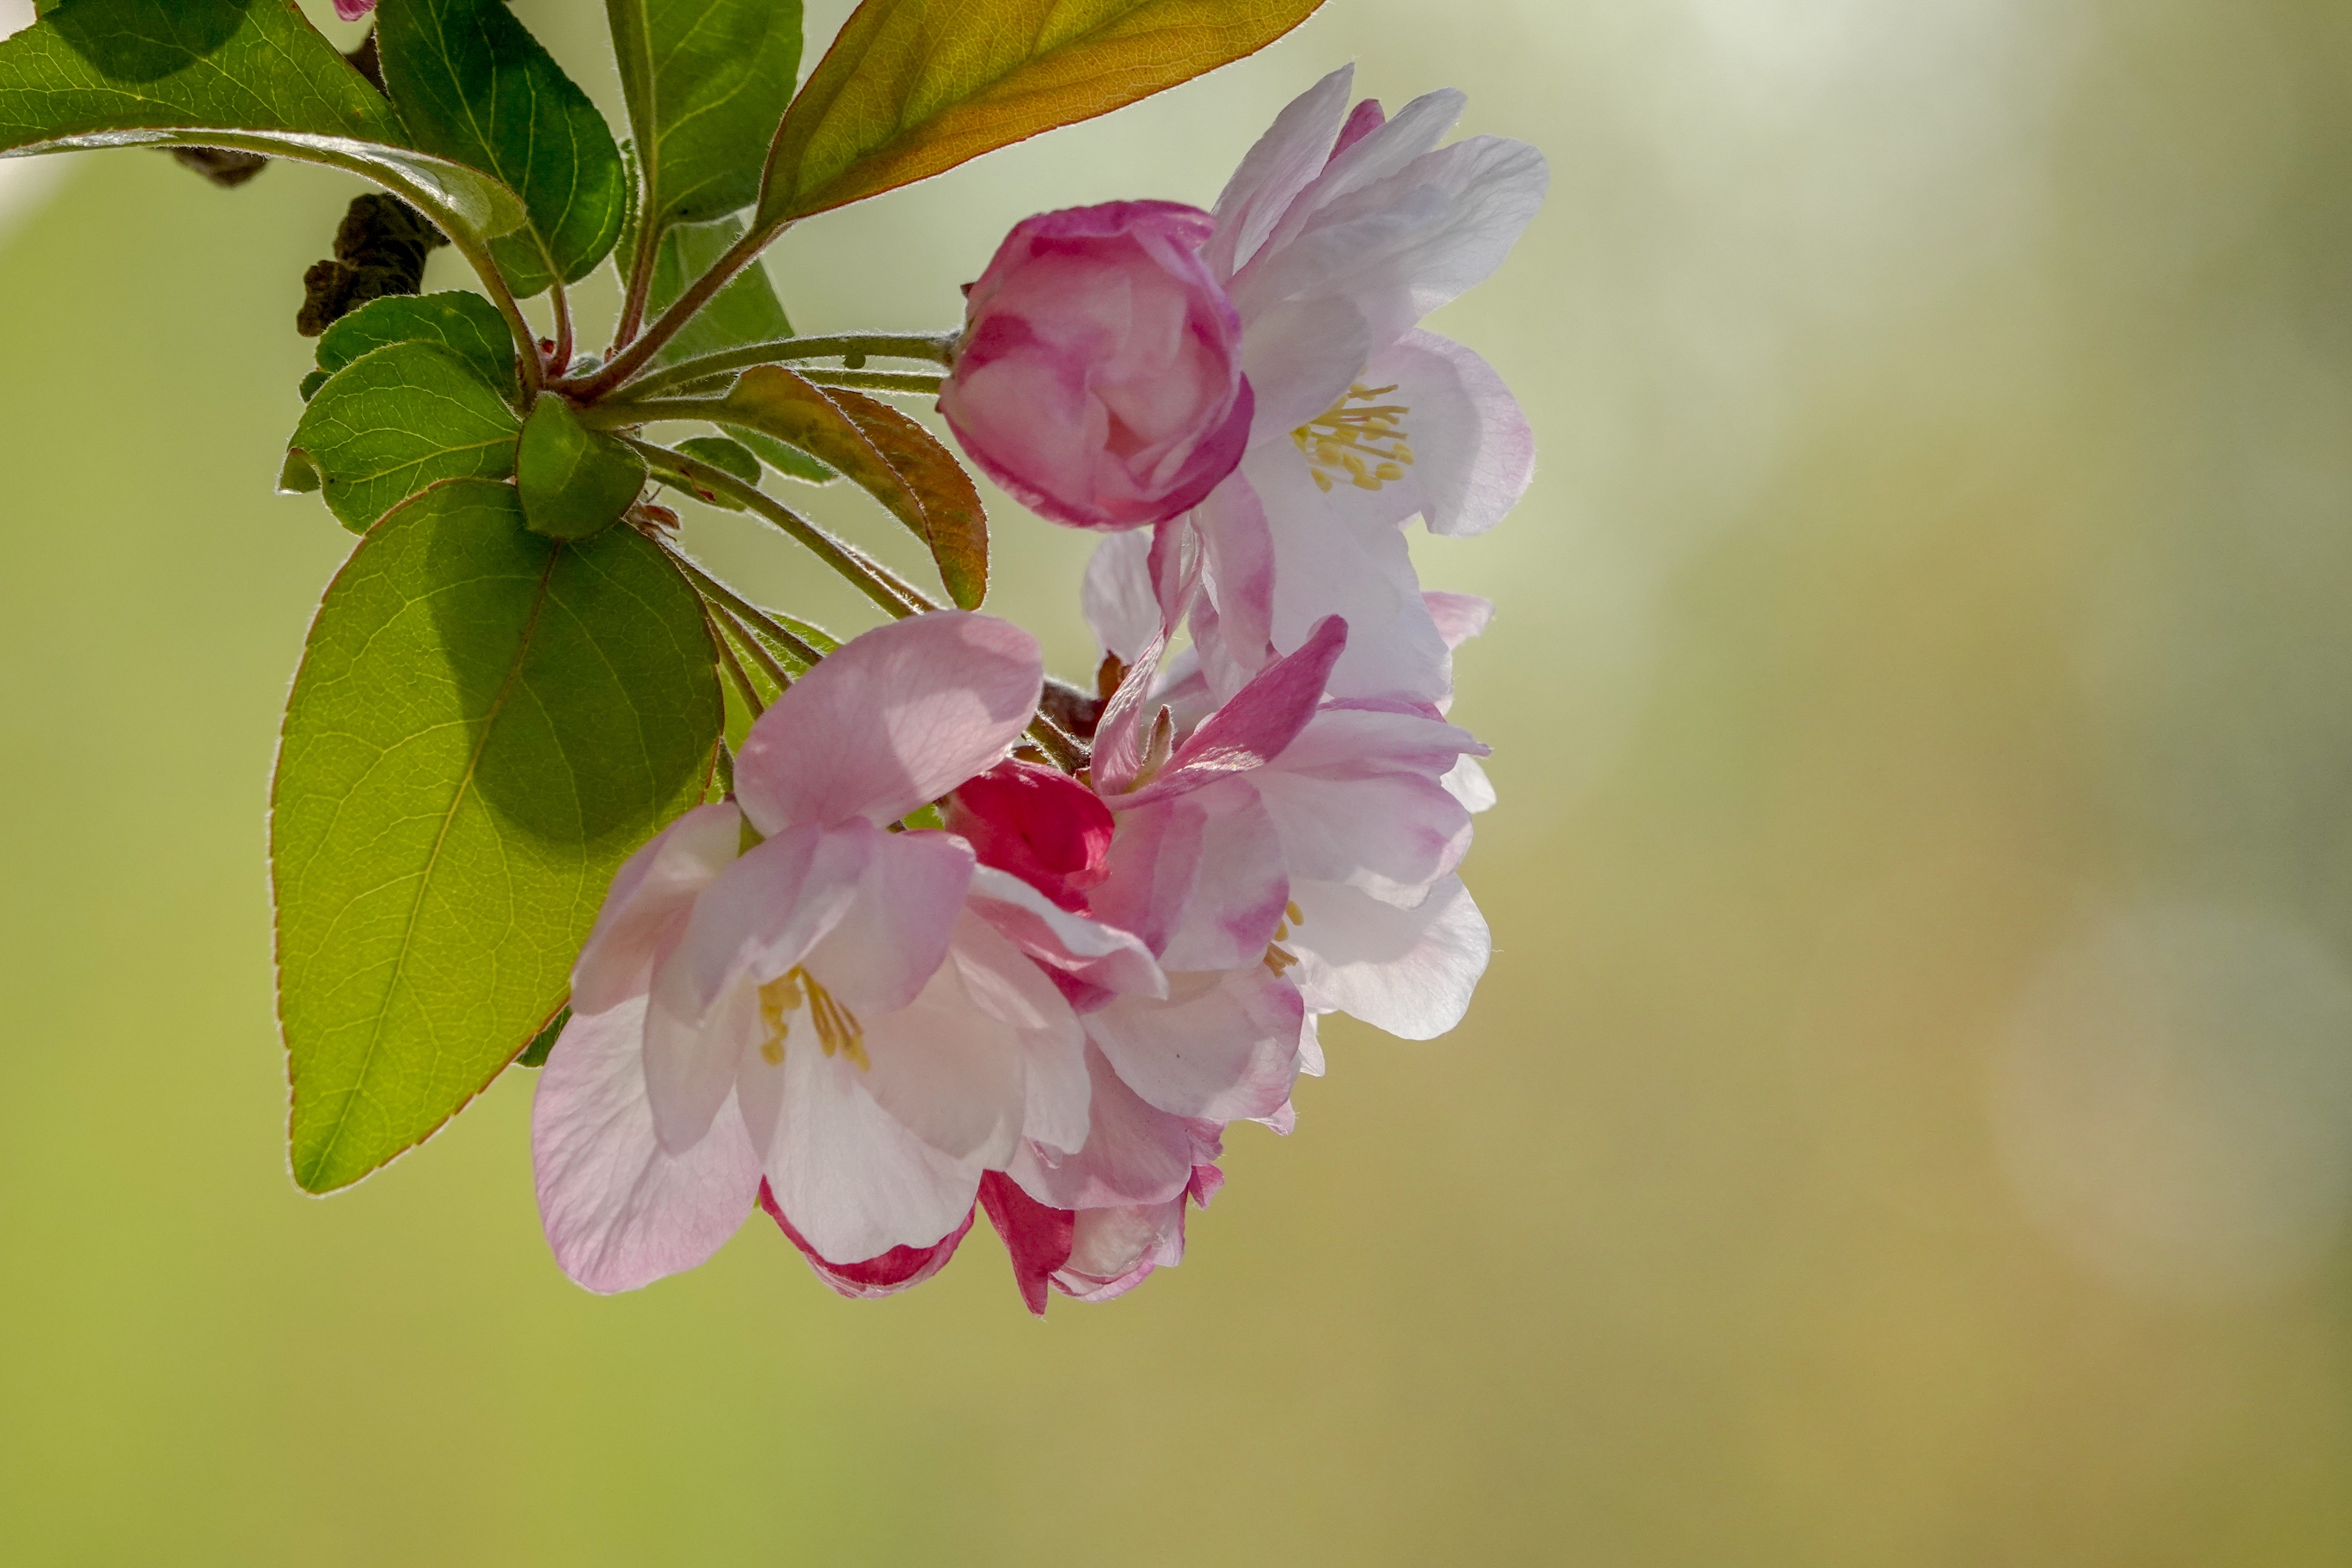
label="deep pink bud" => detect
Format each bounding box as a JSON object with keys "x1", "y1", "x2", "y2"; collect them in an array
[
  {"x1": 945, "y1": 759, "x2": 1115, "y2": 913},
  {"x1": 335, "y1": 0, "x2": 378, "y2": 19},
  {"x1": 940, "y1": 201, "x2": 1253, "y2": 531}
]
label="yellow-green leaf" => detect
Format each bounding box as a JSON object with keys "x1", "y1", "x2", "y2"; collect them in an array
[{"x1": 757, "y1": 0, "x2": 1325, "y2": 224}]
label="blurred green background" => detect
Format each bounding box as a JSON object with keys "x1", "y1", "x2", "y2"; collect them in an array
[{"x1": 5, "y1": 0, "x2": 2352, "y2": 1561}]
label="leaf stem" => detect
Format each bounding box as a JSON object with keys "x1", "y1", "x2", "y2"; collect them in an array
[
  {"x1": 707, "y1": 609, "x2": 769, "y2": 715},
  {"x1": 628, "y1": 438, "x2": 936, "y2": 620},
  {"x1": 661, "y1": 548, "x2": 829, "y2": 668},
  {"x1": 548, "y1": 278, "x2": 575, "y2": 377},
  {"x1": 711, "y1": 602, "x2": 799, "y2": 695},
  {"x1": 573, "y1": 225, "x2": 772, "y2": 402},
  {"x1": 800, "y1": 370, "x2": 946, "y2": 395},
  {"x1": 611, "y1": 215, "x2": 665, "y2": 359},
  {"x1": 442, "y1": 228, "x2": 542, "y2": 399},
  {"x1": 591, "y1": 332, "x2": 959, "y2": 403}
]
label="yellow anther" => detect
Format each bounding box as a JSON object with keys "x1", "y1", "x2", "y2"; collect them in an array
[
  {"x1": 1263, "y1": 943, "x2": 1301, "y2": 977},
  {"x1": 1291, "y1": 383, "x2": 1414, "y2": 494},
  {"x1": 756, "y1": 967, "x2": 867, "y2": 1071},
  {"x1": 1285, "y1": 900, "x2": 1305, "y2": 926}
]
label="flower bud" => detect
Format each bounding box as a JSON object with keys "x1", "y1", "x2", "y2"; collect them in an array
[{"x1": 940, "y1": 201, "x2": 1253, "y2": 531}]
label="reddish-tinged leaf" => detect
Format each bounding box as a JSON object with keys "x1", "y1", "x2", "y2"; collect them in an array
[
  {"x1": 714, "y1": 366, "x2": 989, "y2": 608},
  {"x1": 757, "y1": 0, "x2": 1326, "y2": 224}
]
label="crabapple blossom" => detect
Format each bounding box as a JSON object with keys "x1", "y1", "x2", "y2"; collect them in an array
[{"x1": 940, "y1": 201, "x2": 1255, "y2": 530}]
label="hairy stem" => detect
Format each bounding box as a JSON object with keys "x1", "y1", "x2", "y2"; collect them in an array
[
  {"x1": 610, "y1": 215, "x2": 665, "y2": 358},
  {"x1": 597, "y1": 332, "x2": 959, "y2": 403},
  {"x1": 799, "y1": 370, "x2": 946, "y2": 395},
  {"x1": 548, "y1": 278, "x2": 574, "y2": 377},
  {"x1": 572, "y1": 226, "x2": 769, "y2": 401},
  {"x1": 628, "y1": 438, "x2": 935, "y2": 619},
  {"x1": 708, "y1": 609, "x2": 768, "y2": 717},
  {"x1": 711, "y1": 602, "x2": 799, "y2": 695},
  {"x1": 1025, "y1": 713, "x2": 1088, "y2": 774},
  {"x1": 661, "y1": 547, "x2": 829, "y2": 668}
]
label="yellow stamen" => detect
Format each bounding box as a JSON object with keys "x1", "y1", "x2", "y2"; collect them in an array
[
  {"x1": 756, "y1": 967, "x2": 867, "y2": 1070},
  {"x1": 1291, "y1": 383, "x2": 1415, "y2": 494},
  {"x1": 1285, "y1": 900, "x2": 1304, "y2": 926},
  {"x1": 1263, "y1": 943, "x2": 1301, "y2": 977}
]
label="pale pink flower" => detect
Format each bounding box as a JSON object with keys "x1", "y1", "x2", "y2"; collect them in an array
[
  {"x1": 940, "y1": 201, "x2": 1254, "y2": 531},
  {"x1": 1092, "y1": 615, "x2": 1496, "y2": 1044},
  {"x1": 1161, "y1": 69, "x2": 1548, "y2": 704},
  {"x1": 530, "y1": 612, "x2": 1106, "y2": 1293}
]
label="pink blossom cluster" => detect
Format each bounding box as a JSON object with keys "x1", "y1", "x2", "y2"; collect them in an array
[{"x1": 530, "y1": 70, "x2": 1545, "y2": 1312}]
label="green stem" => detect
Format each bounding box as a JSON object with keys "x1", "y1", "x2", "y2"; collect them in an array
[
  {"x1": 708, "y1": 609, "x2": 768, "y2": 716},
  {"x1": 572, "y1": 226, "x2": 771, "y2": 402},
  {"x1": 711, "y1": 602, "x2": 799, "y2": 695},
  {"x1": 598, "y1": 332, "x2": 959, "y2": 403},
  {"x1": 610, "y1": 214, "x2": 665, "y2": 359},
  {"x1": 800, "y1": 370, "x2": 946, "y2": 395},
  {"x1": 661, "y1": 547, "x2": 830, "y2": 668},
  {"x1": 628, "y1": 438, "x2": 935, "y2": 619}
]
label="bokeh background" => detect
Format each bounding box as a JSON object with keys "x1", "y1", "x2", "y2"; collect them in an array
[{"x1": 4, "y1": 0, "x2": 2351, "y2": 1560}]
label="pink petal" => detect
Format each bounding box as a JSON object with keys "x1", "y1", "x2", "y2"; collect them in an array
[
  {"x1": 1424, "y1": 591, "x2": 1495, "y2": 650},
  {"x1": 1008, "y1": 1045, "x2": 1197, "y2": 1210},
  {"x1": 846, "y1": 938, "x2": 1032, "y2": 1167},
  {"x1": 1122, "y1": 616, "x2": 1347, "y2": 805},
  {"x1": 1091, "y1": 781, "x2": 1289, "y2": 971},
  {"x1": 800, "y1": 824, "x2": 975, "y2": 1016},
  {"x1": 1085, "y1": 965, "x2": 1304, "y2": 1121},
  {"x1": 735, "y1": 612, "x2": 1043, "y2": 832},
  {"x1": 1087, "y1": 624, "x2": 1168, "y2": 798},
  {"x1": 531, "y1": 999, "x2": 762, "y2": 1294},
  {"x1": 569, "y1": 802, "x2": 743, "y2": 1014},
  {"x1": 945, "y1": 760, "x2": 1113, "y2": 914},
  {"x1": 1192, "y1": 475, "x2": 1278, "y2": 674},
  {"x1": 1289, "y1": 875, "x2": 1491, "y2": 1039},
  {"x1": 1327, "y1": 98, "x2": 1387, "y2": 165},
  {"x1": 743, "y1": 1007, "x2": 989, "y2": 1264},
  {"x1": 946, "y1": 910, "x2": 1093, "y2": 1156},
  {"x1": 1345, "y1": 331, "x2": 1533, "y2": 537},
  {"x1": 1256, "y1": 770, "x2": 1472, "y2": 905},
  {"x1": 334, "y1": 0, "x2": 378, "y2": 19},
  {"x1": 759, "y1": 1180, "x2": 973, "y2": 1298},
  {"x1": 965, "y1": 865, "x2": 1167, "y2": 1000},
  {"x1": 1055, "y1": 1197, "x2": 1190, "y2": 1303},
  {"x1": 1081, "y1": 528, "x2": 1161, "y2": 664},
  {"x1": 977, "y1": 1171, "x2": 1075, "y2": 1317},
  {"x1": 640, "y1": 822, "x2": 863, "y2": 1154}
]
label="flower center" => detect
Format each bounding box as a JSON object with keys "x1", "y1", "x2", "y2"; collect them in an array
[
  {"x1": 1263, "y1": 900, "x2": 1307, "y2": 977},
  {"x1": 757, "y1": 967, "x2": 868, "y2": 1070},
  {"x1": 1291, "y1": 384, "x2": 1414, "y2": 493}
]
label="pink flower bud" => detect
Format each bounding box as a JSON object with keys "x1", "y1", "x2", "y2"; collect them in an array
[
  {"x1": 945, "y1": 759, "x2": 1114, "y2": 913},
  {"x1": 334, "y1": 0, "x2": 378, "y2": 19},
  {"x1": 940, "y1": 201, "x2": 1253, "y2": 531}
]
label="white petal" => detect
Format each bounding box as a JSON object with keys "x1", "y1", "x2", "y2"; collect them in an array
[
  {"x1": 799, "y1": 824, "x2": 975, "y2": 1015},
  {"x1": 1010, "y1": 1045, "x2": 1197, "y2": 1210},
  {"x1": 1082, "y1": 528, "x2": 1161, "y2": 664},
  {"x1": 1255, "y1": 769, "x2": 1473, "y2": 906},
  {"x1": 1442, "y1": 755, "x2": 1498, "y2": 813},
  {"x1": 569, "y1": 802, "x2": 743, "y2": 1014},
  {"x1": 1334, "y1": 331, "x2": 1533, "y2": 537},
  {"x1": 1289, "y1": 876, "x2": 1491, "y2": 1039},
  {"x1": 950, "y1": 911, "x2": 1093, "y2": 1155},
  {"x1": 531, "y1": 999, "x2": 761, "y2": 1294},
  {"x1": 745, "y1": 1017, "x2": 987, "y2": 1265},
  {"x1": 852, "y1": 946, "x2": 1029, "y2": 1167},
  {"x1": 1204, "y1": 64, "x2": 1354, "y2": 280}
]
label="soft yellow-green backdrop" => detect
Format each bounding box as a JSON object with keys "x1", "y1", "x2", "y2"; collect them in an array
[{"x1": 4, "y1": 0, "x2": 2350, "y2": 1561}]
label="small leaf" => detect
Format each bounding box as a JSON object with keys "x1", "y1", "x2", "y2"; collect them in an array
[
  {"x1": 664, "y1": 434, "x2": 763, "y2": 510},
  {"x1": 318, "y1": 291, "x2": 520, "y2": 401},
  {"x1": 0, "y1": 0, "x2": 528, "y2": 244},
  {"x1": 293, "y1": 341, "x2": 522, "y2": 533},
  {"x1": 712, "y1": 366, "x2": 988, "y2": 607},
  {"x1": 518, "y1": 397, "x2": 649, "y2": 540},
  {"x1": 279, "y1": 447, "x2": 322, "y2": 495},
  {"x1": 609, "y1": 0, "x2": 804, "y2": 230},
  {"x1": 517, "y1": 1005, "x2": 570, "y2": 1069},
  {"x1": 275, "y1": 479, "x2": 720, "y2": 1193},
  {"x1": 646, "y1": 216, "x2": 793, "y2": 370},
  {"x1": 758, "y1": 0, "x2": 1325, "y2": 224},
  {"x1": 297, "y1": 370, "x2": 330, "y2": 404},
  {"x1": 377, "y1": 0, "x2": 629, "y2": 292}
]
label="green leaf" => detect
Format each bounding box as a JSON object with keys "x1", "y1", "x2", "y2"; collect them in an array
[
  {"x1": 758, "y1": 0, "x2": 1325, "y2": 224},
  {"x1": 291, "y1": 341, "x2": 522, "y2": 533},
  {"x1": 608, "y1": 0, "x2": 803, "y2": 230},
  {"x1": 732, "y1": 428, "x2": 839, "y2": 485},
  {"x1": 663, "y1": 434, "x2": 763, "y2": 509},
  {"x1": 646, "y1": 216, "x2": 792, "y2": 369},
  {"x1": 297, "y1": 369, "x2": 330, "y2": 404},
  {"x1": 275, "y1": 479, "x2": 721, "y2": 1193},
  {"x1": 518, "y1": 397, "x2": 648, "y2": 540},
  {"x1": 710, "y1": 366, "x2": 988, "y2": 607},
  {"x1": 377, "y1": 0, "x2": 629, "y2": 292},
  {"x1": 0, "y1": 0, "x2": 527, "y2": 244},
  {"x1": 516, "y1": 1005, "x2": 570, "y2": 1069},
  {"x1": 317, "y1": 291, "x2": 520, "y2": 401}
]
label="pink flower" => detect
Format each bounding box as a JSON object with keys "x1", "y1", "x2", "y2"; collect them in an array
[
  {"x1": 940, "y1": 201, "x2": 1255, "y2": 531},
  {"x1": 1126, "y1": 70, "x2": 1547, "y2": 706},
  {"x1": 530, "y1": 612, "x2": 1112, "y2": 1293}
]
